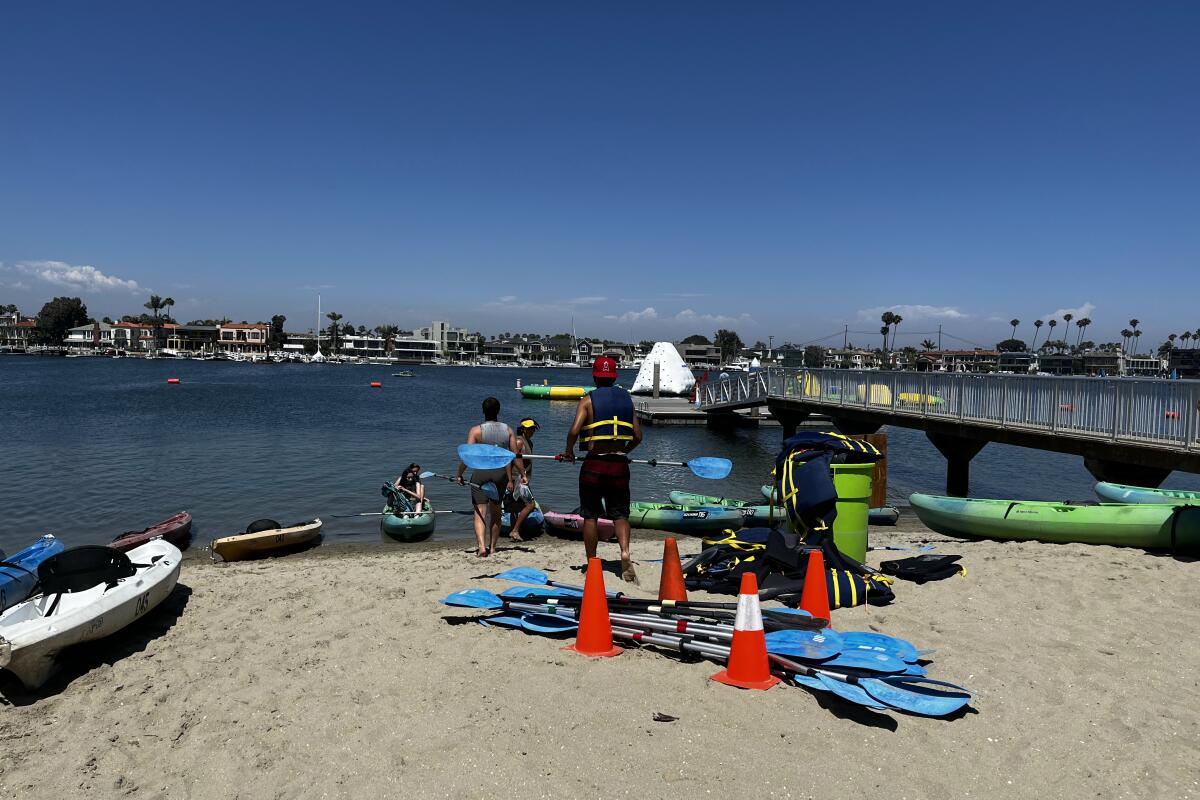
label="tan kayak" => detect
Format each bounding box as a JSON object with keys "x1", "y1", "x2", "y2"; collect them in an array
[{"x1": 211, "y1": 518, "x2": 323, "y2": 561}]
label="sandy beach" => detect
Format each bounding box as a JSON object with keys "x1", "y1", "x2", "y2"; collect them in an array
[{"x1": 2, "y1": 519, "x2": 1198, "y2": 800}]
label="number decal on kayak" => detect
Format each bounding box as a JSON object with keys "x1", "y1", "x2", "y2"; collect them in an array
[
  {"x1": 738, "y1": 508, "x2": 755, "y2": 517},
  {"x1": 682, "y1": 511, "x2": 709, "y2": 519},
  {"x1": 135, "y1": 592, "x2": 150, "y2": 617},
  {"x1": 275, "y1": 534, "x2": 285, "y2": 543}
]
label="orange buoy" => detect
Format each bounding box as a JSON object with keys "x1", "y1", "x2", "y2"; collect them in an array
[
  {"x1": 370, "y1": 381, "x2": 382, "y2": 388},
  {"x1": 167, "y1": 378, "x2": 180, "y2": 384}
]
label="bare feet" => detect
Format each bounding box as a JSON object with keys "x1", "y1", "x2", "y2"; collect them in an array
[
  {"x1": 509, "y1": 533, "x2": 524, "y2": 543},
  {"x1": 621, "y1": 557, "x2": 639, "y2": 584}
]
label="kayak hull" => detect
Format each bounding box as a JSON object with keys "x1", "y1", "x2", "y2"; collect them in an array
[
  {"x1": 909, "y1": 493, "x2": 1200, "y2": 553},
  {"x1": 628, "y1": 502, "x2": 745, "y2": 536},
  {"x1": 380, "y1": 502, "x2": 435, "y2": 543},
  {"x1": 543, "y1": 512, "x2": 616, "y2": 541},
  {"x1": 211, "y1": 518, "x2": 323, "y2": 561},
  {"x1": 0, "y1": 539, "x2": 182, "y2": 690},
  {"x1": 684, "y1": 489, "x2": 901, "y2": 527},
  {"x1": 501, "y1": 504, "x2": 544, "y2": 537},
  {"x1": 520, "y1": 385, "x2": 592, "y2": 400},
  {"x1": 1094, "y1": 482, "x2": 1200, "y2": 505},
  {"x1": 0, "y1": 536, "x2": 65, "y2": 614},
  {"x1": 110, "y1": 511, "x2": 193, "y2": 552}
]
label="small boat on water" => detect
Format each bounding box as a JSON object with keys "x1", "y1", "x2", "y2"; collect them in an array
[
  {"x1": 109, "y1": 511, "x2": 193, "y2": 552},
  {"x1": 542, "y1": 511, "x2": 616, "y2": 541},
  {"x1": 210, "y1": 518, "x2": 322, "y2": 561},
  {"x1": 1094, "y1": 482, "x2": 1200, "y2": 505},
  {"x1": 380, "y1": 485, "x2": 436, "y2": 543},
  {"x1": 0, "y1": 539, "x2": 182, "y2": 690},
  {"x1": 0, "y1": 535, "x2": 65, "y2": 613},
  {"x1": 909, "y1": 493, "x2": 1200, "y2": 553},
  {"x1": 392, "y1": 370, "x2": 416, "y2": 377}
]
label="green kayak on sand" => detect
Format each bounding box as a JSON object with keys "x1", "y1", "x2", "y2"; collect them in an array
[
  {"x1": 909, "y1": 493, "x2": 1200, "y2": 553},
  {"x1": 1094, "y1": 482, "x2": 1200, "y2": 506},
  {"x1": 628, "y1": 501, "x2": 745, "y2": 536},
  {"x1": 668, "y1": 491, "x2": 784, "y2": 526},
  {"x1": 754, "y1": 486, "x2": 901, "y2": 526},
  {"x1": 381, "y1": 499, "x2": 436, "y2": 543}
]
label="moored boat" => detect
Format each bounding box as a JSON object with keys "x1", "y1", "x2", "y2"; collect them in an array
[
  {"x1": 211, "y1": 518, "x2": 323, "y2": 561},
  {"x1": 109, "y1": 511, "x2": 193, "y2": 552},
  {"x1": 628, "y1": 501, "x2": 744, "y2": 536},
  {"x1": 1094, "y1": 482, "x2": 1200, "y2": 505},
  {"x1": 0, "y1": 539, "x2": 182, "y2": 690},
  {"x1": 909, "y1": 493, "x2": 1200, "y2": 553},
  {"x1": 0, "y1": 535, "x2": 65, "y2": 613}
]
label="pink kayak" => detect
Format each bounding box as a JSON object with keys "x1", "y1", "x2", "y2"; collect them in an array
[
  {"x1": 542, "y1": 511, "x2": 616, "y2": 542},
  {"x1": 110, "y1": 511, "x2": 193, "y2": 552}
]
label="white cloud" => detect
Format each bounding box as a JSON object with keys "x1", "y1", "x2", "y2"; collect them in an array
[
  {"x1": 674, "y1": 308, "x2": 753, "y2": 326},
  {"x1": 12, "y1": 260, "x2": 142, "y2": 294},
  {"x1": 604, "y1": 307, "x2": 658, "y2": 323},
  {"x1": 497, "y1": 295, "x2": 517, "y2": 303},
  {"x1": 856, "y1": 304, "x2": 968, "y2": 322},
  {"x1": 1042, "y1": 302, "x2": 1096, "y2": 321}
]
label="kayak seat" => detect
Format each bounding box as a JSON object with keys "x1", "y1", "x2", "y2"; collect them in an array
[
  {"x1": 245, "y1": 518, "x2": 282, "y2": 534},
  {"x1": 37, "y1": 546, "x2": 138, "y2": 615}
]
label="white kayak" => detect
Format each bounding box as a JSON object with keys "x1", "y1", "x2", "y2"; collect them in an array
[{"x1": 0, "y1": 539, "x2": 182, "y2": 690}]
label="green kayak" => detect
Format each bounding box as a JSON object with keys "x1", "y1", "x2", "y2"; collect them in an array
[
  {"x1": 756, "y1": 486, "x2": 901, "y2": 526},
  {"x1": 1094, "y1": 482, "x2": 1200, "y2": 505},
  {"x1": 909, "y1": 493, "x2": 1200, "y2": 553},
  {"x1": 380, "y1": 499, "x2": 436, "y2": 543},
  {"x1": 668, "y1": 491, "x2": 784, "y2": 526},
  {"x1": 628, "y1": 501, "x2": 745, "y2": 536}
]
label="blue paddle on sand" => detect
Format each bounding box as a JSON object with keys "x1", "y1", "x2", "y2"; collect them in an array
[{"x1": 458, "y1": 443, "x2": 733, "y2": 480}]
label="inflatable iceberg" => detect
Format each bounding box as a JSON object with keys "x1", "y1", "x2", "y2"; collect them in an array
[{"x1": 631, "y1": 342, "x2": 696, "y2": 396}]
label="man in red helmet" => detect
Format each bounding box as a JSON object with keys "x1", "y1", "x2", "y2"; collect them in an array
[{"x1": 561, "y1": 356, "x2": 643, "y2": 582}]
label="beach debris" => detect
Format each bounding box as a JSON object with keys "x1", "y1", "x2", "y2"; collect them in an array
[{"x1": 652, "y1": 712, "x2": 678, "y2": 723}]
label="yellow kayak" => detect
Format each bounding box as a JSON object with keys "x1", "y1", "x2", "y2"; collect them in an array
[{"x1": 211, "y1": 518, "x2": 323, "y2": 561}]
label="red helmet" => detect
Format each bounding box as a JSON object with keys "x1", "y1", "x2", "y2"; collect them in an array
[{"x1": 591, "y1": 356, "x2": 618, "y2": 378}]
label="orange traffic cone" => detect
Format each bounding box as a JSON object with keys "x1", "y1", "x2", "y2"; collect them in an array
[
  {"x1": 711, "y1": 572, "x2": 780, "y2": 690},
  {"x1": 564, "y1": 558, "x2": 622, "y2": 658},
  {"x1": 657, "y1": 538, "x2": 688, "y2": 602},
  {"x1": 798, "y1": 547, "x2": 831, "y2": 623}
]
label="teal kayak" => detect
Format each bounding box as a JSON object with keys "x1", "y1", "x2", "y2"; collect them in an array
[
  {"x1": 756, "y1": 486, "x2": 901, "y2": 526},
  {"x1": 668, "y1": 491, "x2": 783, "y2": 526},
  {"x1": 909, "y1": 493, "x2": 1200, "y2": 553},
  {"x1": 1094, "y1": 482, "x2": 1200, "y2": 505},
  {"x1": 1, "y1": 535, "x2": 65, "y2": 612},
  {"x1": 628, "y1": 501, "x2": 745, "y2": 536},
  {"x1": 380, "y1": 499, "x2": 436, "y2": 543}
]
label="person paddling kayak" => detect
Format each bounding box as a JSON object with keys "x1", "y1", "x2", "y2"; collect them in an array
[
  {"x1": 456, "y1": 397, "x2": 517, "y2": 557},
  {"x1": 393, "y1": 463, "x2": 426, "y2": 512},
  {"x1": 506, "y1": 418, "x2": 539, "y2": 542},
  {"x1": 561, "y1": 356, "x2": 642, "y2": 583}
]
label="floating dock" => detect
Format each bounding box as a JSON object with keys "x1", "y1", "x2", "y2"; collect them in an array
[{"x1": 634, "y1": 396, "x2": 830, "y2": 428}]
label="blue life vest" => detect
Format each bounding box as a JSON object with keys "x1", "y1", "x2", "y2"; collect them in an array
[{"x1": 581, "y1": 386, "x2": 634, "y2": 447}]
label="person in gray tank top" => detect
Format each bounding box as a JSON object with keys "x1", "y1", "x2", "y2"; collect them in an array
[{"x1": 456, "y1": 396, "x2": 516, "y2": 556}]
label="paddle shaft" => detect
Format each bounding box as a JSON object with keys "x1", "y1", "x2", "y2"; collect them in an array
[
  {"x1": 333, "y1": 510, "x2": 457, "y2": 518},
  {"x1": 506, "y1": 592, "x2": 824, "y2": 631}
]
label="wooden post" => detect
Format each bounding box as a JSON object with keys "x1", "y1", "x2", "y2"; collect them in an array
[{"x1": 652, "y1": 362, "x2": 661, "y2": 399}]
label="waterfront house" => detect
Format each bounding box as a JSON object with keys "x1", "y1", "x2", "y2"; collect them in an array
[
  {"x1": 675, "y1": 342, "x2": 721, "y2": 369},
  {"x1": 340, "y1": 333, "x2": 387, "y2": 359},
  {"x1": 1082, "y1": 350, "x2": 1123, "y2": 377},
  {"x1": 390, "y1": 335, "x2": 440, "y2": 363},
  {"x1": 921, "y1": 349, "x2": 1000, "y2": 373},
  {"x1": 1038, "y1": 353, "x2": 1082, "y2": 375},
  {"x1": 171, "y1": 325, "x2": 219, "y2": 353},
  {"x1": 0, "y1": 312, "x2": 37, "y2": 352},
  {"x1": 1167, "y1": 349, "x2": 1199, "y2": 378},
  {"x1": 419, "y1": 321, "x2": 479, "y2": 360},
  {"x1": 998, "y1": 351, "x2": 1038, "y2": 373},
  {"x1": 1127, "y1": 353, "x2": 1167, "y2": 377},
  {"x1": 822, "y1": 349, "x2": 877, "y2": 370},
  {"x1": 65, "y1": 322, "x2": 114, "y2": 351},
  {"x1": 217, "y1": 323, "x2": 269, "y2": 354}
]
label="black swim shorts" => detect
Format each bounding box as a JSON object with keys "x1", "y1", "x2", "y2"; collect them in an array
[{"x1": 578, "y1": 455, "x2": 630, "y2": 521}]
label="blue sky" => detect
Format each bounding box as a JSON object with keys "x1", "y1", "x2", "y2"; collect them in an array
[{"x1": 1, "y1": 1, "x2": 1197, "y2": 346}]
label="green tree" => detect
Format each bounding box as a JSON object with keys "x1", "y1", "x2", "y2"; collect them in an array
[
  {"x1": 269, "y1": 314, "x2": 287, "y2": 350},
  {"x1": 1075, "y1": 317, "x2": 1091, "y2": 347},
  {"x1": 803, "y1": 345, "x2": 825, "y2": 367},
  {"x1": 713, "y1": 328, "x2": 744, "y2": 362},
  {"x1": 996, "y1": 338, "x2": 1027, "y2": 352},
  {"x1": 1009, "y1": 319, "x2": 1020, "y2": 340},
  {"x1": 377, "y1": 324, "x2": 400, "y2": 354},
  {"x1": 681, "y1": 334, "x2": 711, "y2": 345},
  {"x1": 1030, "y1": 319, "x2": 1044, "y2": 350},
  {"x1": 1047, "y1": 319, "x2": 1058, "y2": 350},
  {"x1": 326, "y1": 311, "x2": 343, "y2": 354},
  {"x1": 35, "y1": 296, "x2": 89, "y2": 344},
  {"x1": 889, "y1": 314, "x2": 903, "y2": 350},
  {"x1": 302, "y1": 339, "x2": 318, "y2": 356},
  {"x1": 1120, "y1": 328, "x2": 1133, "y2": 352},
  {"x1": 0, "y1": 303, "x2": 19, "y2": 314},
  {"x1": 920, "y1": 339, "x2": 937, "y2": 350},
  {"x1": 1133, "y1": 328, "x2": 1142, "y2": 355},
  {"x1": 879, "y1": 325, "x2": 890, "y2": 351}
]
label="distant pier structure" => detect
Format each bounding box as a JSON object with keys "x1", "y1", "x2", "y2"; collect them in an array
[{"x1": 698, "y1": 368, "x2": 1200, "y2": 496}]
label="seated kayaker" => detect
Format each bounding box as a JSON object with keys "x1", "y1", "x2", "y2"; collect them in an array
[
  {"x1": 394, "y1": 463, "x2": 425, "y2": 513},
  {"x1": 506, "y1": 418, "x2": 539, "y2": 541}
]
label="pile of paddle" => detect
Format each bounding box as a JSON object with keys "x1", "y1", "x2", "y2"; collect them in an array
[{"x1": 442, "y1": 566, "x2": 972, "y2": 718}]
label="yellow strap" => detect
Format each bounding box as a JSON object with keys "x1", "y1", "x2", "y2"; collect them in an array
[
  {"x1": 581, "y1": 416, "x2": 634, "y2": 442},
  {"x1": 830, "y1": 568, "x2": 840, "y2": 609}
]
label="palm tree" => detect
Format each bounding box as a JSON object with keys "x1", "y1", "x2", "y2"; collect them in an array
[
  {"x1": 879, "y1": 325, "x2": 890, "y2": 352},
  {"x1": 377, "y1": 324, "x2": 400, "y2": 355},
  {"x1": 1120, "y1": 328, "x2": 1133, "y2": 352},
  {"x1": 1180, "y1": 331, "x2": 1192, "y2": 349},
  {"x1": 1061, "y1": 313, "x2": 1073, "y2": 347},
  {"x1": 921, "y1": 338, "x2": 937, "y2": 350},
  {"x1": 1133, "y1": 328, "x2": 1142, "y2": 355},
  {"x1": 1075, "y1": 317, "x2": 1090, "y2": 347},
  {"x1": 144, "y1": 294, "x2": 166, "y2": 351},
  {"x1": 1031, "y1": 320, "x2": 1044, "y2": 350},
  {"x1": 889, "y1": 314, "x2": 903, "y2": 350},
  {"x1": 1046, "y1": 319, "x2": 1058, "y2": 350},
  {"x1": 1009, "y1": 319, "x2": 1020, "y2": 340},
  {"x1": 326, "y1": 311, "x2": 343, "y2": 355}
]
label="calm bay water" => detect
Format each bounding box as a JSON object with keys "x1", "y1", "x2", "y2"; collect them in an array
[{"x1": 1, "y1": 357, "x2": 1196, "y2": 554}]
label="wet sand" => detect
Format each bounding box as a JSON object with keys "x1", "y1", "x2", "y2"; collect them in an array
[{"x1": 2, "y1": 518, "x2": 1198, "y2": 799}]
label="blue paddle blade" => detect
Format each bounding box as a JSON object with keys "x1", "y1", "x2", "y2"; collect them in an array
[
  {"x1": 860, "y1": 676, "x2": 971, "y2": 717},
  {"x1": 812, "y1": 650, "x2": 908, "y2": 674},
  {"x1": 788, "y1": 673, "x2": 827, "y2": 691},
  {"x1": 491, "y1": 567, "x2": 551, "y2": 585},
  {"x1": 765, "y1": 607, "x2": 812, "y2": 617},
  {"x1": 479, "y1": 614, "x2": 525, "y2": 628},
  {"x1": 840, "y1": 631, "x2": 922, "y2": 664},
  {"x1": 442, "y1": 589, "x2": 504, "y2": 609},
  {"x1": 765, "y1": 629, "x2": 844, "y2": 661},
  {"x1": 815, "y1": 673, "x2": 888, "y2": 710},
  {"x1": 519, "y1": 613, "x2": 578, "y2": 634},
  {"x1": 458, "y1": 443, "x2": 516, "y2": 470},
  {"x1": 499, "y1": 586, "x2": 583, "y2": 600},
  {"x1": 687, "y1": 457, "x2": 733, "y2": 480}
]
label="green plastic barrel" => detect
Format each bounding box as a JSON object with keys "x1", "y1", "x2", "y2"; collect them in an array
[{"x1": 831, "y1": 462, "x2": 874, "y2": 562}]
